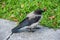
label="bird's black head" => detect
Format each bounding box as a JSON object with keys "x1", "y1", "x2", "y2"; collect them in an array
[{"x1": 34, "y1": 9, "x2": 45, "y2": 15}]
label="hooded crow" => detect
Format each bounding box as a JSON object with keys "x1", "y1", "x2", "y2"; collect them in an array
[
  {"x1": 6, "y1": 9, "x2": 45, "y2": 40},
  {"x1": 12, "y1": 9, "x2": 45, "y2": 33}
]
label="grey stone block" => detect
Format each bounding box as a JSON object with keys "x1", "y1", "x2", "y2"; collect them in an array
[
  {"x1": 0, "y1": 19, "x2": 17, "y2": 40},
  {"x1": 9, "y1": 28, "x2": 60, "y2": 40},
  {"x1": 0, "y1": 19, "x2": 60, "y2": 40}
]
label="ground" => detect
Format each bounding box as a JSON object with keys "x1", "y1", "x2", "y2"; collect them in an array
[
  {"x1": 0, "y1": 0, "x2": 60, "y2": 28},
  {"x1": 0, "y1": 19, "x2": 60, "y2": 40}
]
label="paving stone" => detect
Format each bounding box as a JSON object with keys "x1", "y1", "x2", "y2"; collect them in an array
[
  {"x1": 9, "y1": 27, "x2": 60, "y2": 40},
  {"x1": 0, "y1": 19, "x2": 60, "y2": 40},
  {"x1": 0, "y1": 19, "x2": 17, "y2": 40}
]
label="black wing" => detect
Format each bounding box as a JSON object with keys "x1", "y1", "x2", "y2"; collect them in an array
[
  {"x1": 12, "y1": 16, "x2": 41, "y2": 33},
  {"x1": 12, "y1": 17, "x2": 29, "y2": 33}
]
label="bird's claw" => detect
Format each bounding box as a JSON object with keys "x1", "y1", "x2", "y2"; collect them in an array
[{"x1": 26, "y1": 27, "x2": 41, "y2": 32}]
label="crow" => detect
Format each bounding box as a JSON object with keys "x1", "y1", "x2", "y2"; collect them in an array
[
  {"x1": 12, "y1": 9, "x2": 45, "y2": 33},
  {"x1": 6, "y1": 9, "x2": 46, "y2": 40}
]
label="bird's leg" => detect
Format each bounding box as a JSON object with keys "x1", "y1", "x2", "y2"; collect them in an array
[
  {"x1": 26, "y1": 27, "x2": 36, "y2": 32},
  {"x1": 26, "y1": 25, "x2": 40, "y2": 32},
  {"x1": 33, "y1": 25, "x2": 41, "y2": 29},
  {"x1": 33, "y1": 27, "x2": 41, "y2": 29},
  {"x1": 28, "y1": 26, "x2": 41, "y2": 32},
  {"x1": 28, "y1": 28, "x2": 36, "y2": 32}
]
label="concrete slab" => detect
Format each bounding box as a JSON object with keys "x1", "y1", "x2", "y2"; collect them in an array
[
  {"x1": 0, "y1": 19, "x2": 17, "y2": 40},
  {"x1": 0, "y1": 19, "x2": 60, "y2": 40},
  {"x1": 9, "y1": 28, "x2": 60, "y2": 40}
]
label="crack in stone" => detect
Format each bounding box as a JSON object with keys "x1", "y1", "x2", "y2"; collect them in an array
[{"x1": 6, "y1": 33, "x2": 13, "y2": 40}]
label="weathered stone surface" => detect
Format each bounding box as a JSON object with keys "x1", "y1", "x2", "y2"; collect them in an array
[
  {"x1": 9, "y1": 28, "x2": 60, "y2": 40},
  {"x1": 0, "y1": 19, "x2": 17, "y2": 40},
  {"x1": 0, "y1": 19, "x2": 60, "y2": 40}
]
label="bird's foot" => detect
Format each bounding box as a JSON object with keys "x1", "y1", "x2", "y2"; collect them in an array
[
  {"x1": 26, "y1": 28, "x2": 36, "y2": 32},
  {"x1": 33, "y1": 27, "x2": 41, "y2": 29},
  {"x1": 26, "y1": 27, "x2": 41, "y2": 32}
]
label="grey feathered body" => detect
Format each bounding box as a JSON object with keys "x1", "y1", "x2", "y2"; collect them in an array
[{"x1": 12, "y1": 11, "x2": 43, "y2": 33}]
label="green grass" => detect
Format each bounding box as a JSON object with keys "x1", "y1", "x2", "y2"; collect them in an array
[{"x1": 0, "y1": 0, "x2": 60, "y2": 29}]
